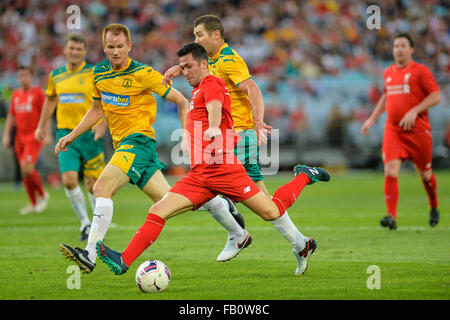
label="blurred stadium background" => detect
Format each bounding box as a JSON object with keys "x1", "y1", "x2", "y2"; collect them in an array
[{"x1": 0, "y1": 0, "x2": 449, "y2": 185}]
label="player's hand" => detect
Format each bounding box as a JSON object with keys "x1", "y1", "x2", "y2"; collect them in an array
[
  {"x1": 399, "y1": 109, "x2": 418, "y2": 131},
  {"x1": 92, "y1": 120, "x2": 108, "y2": 141},
  {"x1": 162, "y1": 65, "x2": 181, "y2": 87},
  {"x1": 43, "y1": 135, "x2": 52, "y2": 146},
  {"x1": 55, "y1": 134, "x2": 74, "y2": 155},
  {"x1": 361, "y1": 119, "x2": 374, "y2": 136},
  {"x1": 254, "y1": 121, "x2": 272, "y2": 145},
  {"x1": 34, "y1": 126, "x2": 46, "y2": 142},
  {"x1": 204, "y1": 127, "x2": 222, "y2": 141},
  {"x1": 1, "y1": 135, "x2": 11, "y2": 152}
]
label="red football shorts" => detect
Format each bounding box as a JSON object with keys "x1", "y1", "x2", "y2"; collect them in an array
[
  {"x1": 382, "y1": 128, "x2": 433, "y2": 171},
  {"x1": 169, "y1": 162, "x2": 260, "y2": 210},
  {"x1": 14, "y1": 135, "x2": 43, "y2": 164}
]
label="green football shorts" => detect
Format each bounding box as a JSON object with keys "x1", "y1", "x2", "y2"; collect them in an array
[
  {"x1": 56, "y1": 129, "x2": 105, "y2": 179},
  {"x1": 234, "y1": 129, "x2": 264, "y2": 182},
  {"x1": 109, "y1": 133, "x2": 166, "y2": 190}
]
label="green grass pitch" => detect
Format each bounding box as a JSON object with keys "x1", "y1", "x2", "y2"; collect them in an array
[{"x1": 0, "y1": 170, "x2": 448, "y2": 300}]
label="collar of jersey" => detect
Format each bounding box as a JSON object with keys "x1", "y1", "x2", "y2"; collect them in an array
[
  {"x1": 210, "y1": 43, "x2": 229, "y2": 64},
  {"x1": 110, "y1": 58, "x2": 132, "y2": 72},
  {"x1": 66, "y1": 61, "x2": 86, "y2": 73}
]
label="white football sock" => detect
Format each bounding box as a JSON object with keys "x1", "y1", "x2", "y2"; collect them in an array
[
  {"x1": 65, "y1": 185, "x2": 90, "y2": 229},
  {"x1": 87, "y1": 192, "x2": 96, "y2": 213},
  {"x1": 271, "y1": 211, "x2": 307, "y2": 252},
  {"x1": 203, "y1": 196, "x2": 245, "y2": 238},
  {"x1": 85, "y1": 197, "x2": 113, "y2": 262}
]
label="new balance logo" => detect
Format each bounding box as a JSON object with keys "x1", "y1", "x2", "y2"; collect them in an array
[
  {"x1": 243, "y1": 186, "x2": 251, "y2": 194},
  {"x1": 309, "y1": 168, "x2": 319, "y2": 175}
]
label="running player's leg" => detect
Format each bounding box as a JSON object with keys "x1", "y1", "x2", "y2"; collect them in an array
[
  {"x1": 17, "y1": 140, "x2": 47, "y2": 214},
  {"x1": 113, "y1": 192, "x2": 195, "y2": 271},
  {"x1": 418, "y1": 168, "x2": 439, "y2": 226},
  {"x1": 382, "y1": 159, "x2": 401, "y2": 229},
  {"x1": 97, "y1": 174, "x2": 213, "y2": 275},
  {"x1": 62, "y1": 171, "x2": 91, "y2": 234},
  {"x1": 84, "y1": 175, "x2": 97, "y2": 212},
  {"x1": 20, "y1": 161, "x2": 38, "y2": 212},
  {"x1": 58, "y1": 129, "x2": 92, "y2": 235},
  {"x1": 408, "y1": 131, "x2": 439, "y2": 227},
  {"x1": 236, "y1": 130, "x2": 314, "y2": 264},
  {"x1": 381, "y1": 129, "x2": 405, "y2": 229}
]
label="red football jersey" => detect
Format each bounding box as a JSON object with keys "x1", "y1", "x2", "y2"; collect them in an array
[
  {"x1": 186, "y1": 75, "x2": 238, "y2": 168},
  {"x1": 9, "y1": 86, "x2": 45, "y2": 140},
  {"x1": 384, "y1": 60, "x2": 440, "y2": 131}
]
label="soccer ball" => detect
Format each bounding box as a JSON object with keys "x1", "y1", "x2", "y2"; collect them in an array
[{"x1": 135, "y1": 260, "x2": 171, "y2": 293}]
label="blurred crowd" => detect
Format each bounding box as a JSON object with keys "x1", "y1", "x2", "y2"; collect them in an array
[{"x1": 0, "y1": 0, "x2": 449, "y2": 167}]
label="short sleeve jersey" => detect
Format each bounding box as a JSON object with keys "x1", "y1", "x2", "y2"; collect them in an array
[
  {"x1": 92, "y1": 58, "x2": 172, "y2": 149},
  {"x1": 209, "y1": 43, "x2": 254, "y2": 131},
  {"x1": 9, "y1": 86, "x2": 45, "y2": 140},
  {"x1": 45, "y1": 61, "x2": 94, "y2": 130},
  {"x1": 187, "y1": 75, "x2": 236, "y2": 169},
  {"x1": 384, "y1": 60, "x2": 440, "y2": 131}
]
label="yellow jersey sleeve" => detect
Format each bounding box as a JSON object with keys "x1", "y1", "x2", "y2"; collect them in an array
[
  {"x1": 219, "y1": 54, "x2": 252, "y2": 87},
  {"x1": 92, "y1": 70, "x2": 101, "y2": 100},
  {"x1": 45, "y1": 73, "x2": 56, "y2": 97},
  {"x1": 141, "y1": 66, "x2": 172, "y2": 98}
]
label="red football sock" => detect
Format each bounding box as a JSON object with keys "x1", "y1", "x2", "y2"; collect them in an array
[
  {"x1": 422, "y1": 173, "x2": 438, "y2": 209},
  {"x1": 30, "y1": 170, "x2": 45, "y2": 197},
  {"x1": 384, "y1": 176, "x2": 399, "y2": 219},
  {"x1": 23, "y1": 176, "x2": 37, "y2": 206},
  {"x1": 122, "y1": 213, "x2": 166, "y2": 266},
  {"x1": 271, "y1": 173, "x2": 311, "y2": 215}
]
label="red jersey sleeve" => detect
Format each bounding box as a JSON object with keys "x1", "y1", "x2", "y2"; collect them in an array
[
  {"x1": 418, "y1": 65, "x2": 439, "y2": 95},
  {"x1": 203, "y1": 77, "x2": 226, "y2": 106}
]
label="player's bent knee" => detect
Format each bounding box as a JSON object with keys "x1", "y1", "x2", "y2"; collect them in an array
[
  {"x1": 258, "y1": 208, "x2": 280, "y2": 221},
  {"x1": 419, "y1": 169, "x2": 432, "y2": 181},
  {"x1": 92, "y1": 180, "x2": 112, "y2": 198}
]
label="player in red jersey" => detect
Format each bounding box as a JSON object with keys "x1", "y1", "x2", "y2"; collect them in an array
[
  {"x1": 2, "y1": 66, "x2": 50, "y2": 215},
  {"x1": 361, "y1": 33, "x2": 442, "y2": 229},
  {"x1": 95, "y1": 43, "x2": 330, "y2": 276}
]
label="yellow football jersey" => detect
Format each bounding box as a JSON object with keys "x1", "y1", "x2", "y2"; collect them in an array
[
  {"x1": 46, "y1": 61, "x2": 94, "y2": 129},
  {"x1": 92, "y1": 58, "x2": 172, "y2": 149},
  {"x1": 209, "y1": 43, "x2": 254, "y2": 130}
]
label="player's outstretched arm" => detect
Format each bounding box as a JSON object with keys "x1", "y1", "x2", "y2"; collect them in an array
[
  {"x1": 35, "y1": 95, "x2": 57, "y2": 142},
  {"x1": 361, "y1": 93, "x2": 386, "y2": 136},
  {"x1": 55, "y1": 99, "x2": 104, "y2": 154},
  {"x1": 162, "y1": 65, "x2": 182, "y2": 87},
  {"x1": 238, "y1": 78, "x2": 272, "y2": 145}
]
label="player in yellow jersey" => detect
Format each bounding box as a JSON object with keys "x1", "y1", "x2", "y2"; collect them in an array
[
  {"x1": 35, "y1": 33, "x2": 107, "y2": 241},
  {"x1": 163, "y1": 15, "x2": 317, "y2": 272},
  {"x1": 56, "y1": 24, "x2": 246, "y2": 273}
]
